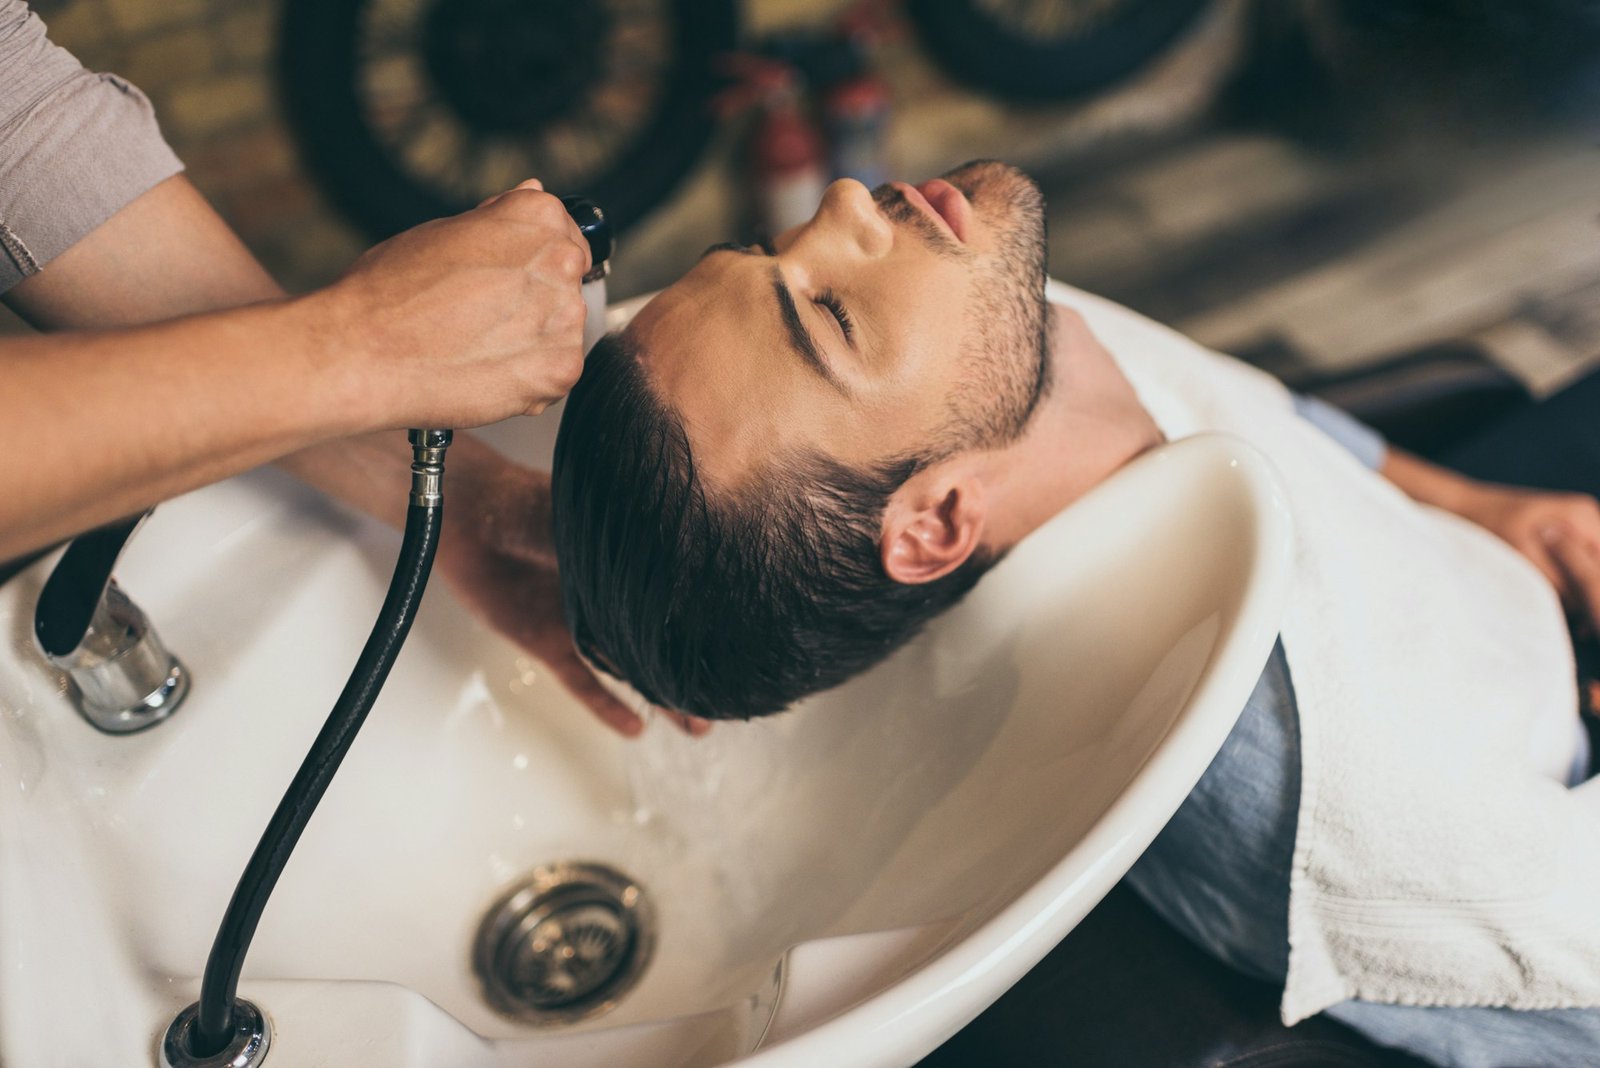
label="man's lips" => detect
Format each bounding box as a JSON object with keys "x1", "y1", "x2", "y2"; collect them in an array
[
  {"x1": 891, "y1": 179, "x2": 970, "y2": 243},
  {"x1": 918, "y1": 179, "x2": 971, "y2": 242}
]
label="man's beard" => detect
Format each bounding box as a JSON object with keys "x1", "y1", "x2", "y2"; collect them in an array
[
  {"x1": 873, "y1": 160, "x2": 1051, "y2": 456},
  {"x1": 940, "y1": 160, "x2": 1052, "y2": 452}
]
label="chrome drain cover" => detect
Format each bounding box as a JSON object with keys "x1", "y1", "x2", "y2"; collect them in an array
[{"x1": 473, "y1": 862, "x2": 655, "y2": 1025}]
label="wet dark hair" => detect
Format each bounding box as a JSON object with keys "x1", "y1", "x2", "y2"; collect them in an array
[{"x1": 550, "y1": 333, "x2": 997, "y2": 721}]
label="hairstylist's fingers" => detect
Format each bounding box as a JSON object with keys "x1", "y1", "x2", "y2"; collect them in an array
[
  {"x1": 483, "y1": 185, "x2": 564, "y2": 224},
  {"x1": 1546, "y1": 524, "x2": 1600, "y2": 630},
  {"x1": 475, "y1": 177, "x2": 547, "y2": 209},
  {"x1": 485, "y1": 195, "x2": 590, "y2": 280},
  {"x1": 474, "y1": 186, "x2": 592, "y2": 282},
  {"x1": 548, "y1": 646, "x2": 645, "y2": 738}
]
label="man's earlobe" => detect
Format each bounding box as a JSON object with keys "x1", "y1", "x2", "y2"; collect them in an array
[{"x1": 881, "y1": 480, "x2": 985, "y2": 585}]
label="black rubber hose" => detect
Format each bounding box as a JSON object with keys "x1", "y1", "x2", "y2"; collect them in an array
[{"x1": 191, "y1": 498, "x2": 443, "y2": 1056}]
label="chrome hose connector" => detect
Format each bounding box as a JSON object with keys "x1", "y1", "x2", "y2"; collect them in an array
[{"x1": 408, "y1": 428, "x2": 452, "y2": 508}]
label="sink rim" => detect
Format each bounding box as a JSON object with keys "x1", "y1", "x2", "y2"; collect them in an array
[{"x1": 734, "y1": 431, "x2": 1294, "y2": 1067}]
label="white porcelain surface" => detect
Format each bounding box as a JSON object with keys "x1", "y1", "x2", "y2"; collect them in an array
[{"x1": 0, "y1": 422, "x2": 1291, "y2": 1067}]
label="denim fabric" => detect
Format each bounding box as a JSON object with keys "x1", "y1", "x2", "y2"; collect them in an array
[
  {"x1": 1126, "y1": 641, "x2": 1600, "y2": 1067},
  {"x1": 1124, "y1": 640, "x2": 1300, "y2": 985},
  {"x1": 1293, "y1": 392, "x2": 1389, "y2": 471}
]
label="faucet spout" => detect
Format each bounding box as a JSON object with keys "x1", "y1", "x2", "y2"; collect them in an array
[{"x1": 33, "y1": 512, "x2": 189, "y2": 733}]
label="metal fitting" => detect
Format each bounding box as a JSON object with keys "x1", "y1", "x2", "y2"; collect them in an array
[
  {"x1": 161, "y1": 998, "x2": 270, "y2": 1068},
  {"x1": 34, "y1": 510, "x2": 191, "y2": 735},
  {"x1": 408, "y1": 428, "x2": 453, "y2": 508},
  {"x1": 48, "y1": 581, "x2": 190, "y2": 733}
]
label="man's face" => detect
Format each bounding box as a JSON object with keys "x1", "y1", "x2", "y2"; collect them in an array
[{"x1": 624, "y1": 161, "x2": 1050, "y2": 487}]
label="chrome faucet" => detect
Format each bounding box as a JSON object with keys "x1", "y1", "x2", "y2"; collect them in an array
[{"x1": 33, "y1": 512, "x2": 189, "y2": 733}]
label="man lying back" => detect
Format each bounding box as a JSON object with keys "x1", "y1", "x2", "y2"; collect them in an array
[{"x1": 550, "y1": 160, "x2": 1600, "y2": 1066}]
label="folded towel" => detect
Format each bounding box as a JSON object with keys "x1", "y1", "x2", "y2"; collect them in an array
[{"x1": 1050, "y1": 280, "x2": 1592, "y2": 1023}]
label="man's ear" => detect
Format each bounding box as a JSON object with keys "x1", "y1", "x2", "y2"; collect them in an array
[{"x1": 880, "y1": 473, "x2": 986, "y2": 585}]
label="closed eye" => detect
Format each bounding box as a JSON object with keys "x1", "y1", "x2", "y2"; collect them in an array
[
  {"x1": 815, "y1": 288, "x2": 855, "y2": 347},
  {"x1": 701, "y1": 240, "x2": 854, "y2": 392},
  {"x1": 699, "y1": 240, "x2": 777, "y2": 259}
]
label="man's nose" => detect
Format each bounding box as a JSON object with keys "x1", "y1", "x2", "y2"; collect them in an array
[{"x1": 817, "y1": 178, "x2": 892, "y2": 257}]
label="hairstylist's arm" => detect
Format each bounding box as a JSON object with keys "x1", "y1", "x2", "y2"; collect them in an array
[
  {"x1": 0, "y1": 174, "x2": 589, "y2": 559},
  {"x1": 2, "y1": 173, "x2": 700, "y2": 737}
]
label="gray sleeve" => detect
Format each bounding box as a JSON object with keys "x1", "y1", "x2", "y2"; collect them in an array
[
  {"x1": 1291, "y1": 391, "x2": 1387, "y2": 470},
  {"x1": 0, "y1": 0, "x2": 184, "y2": 293}
]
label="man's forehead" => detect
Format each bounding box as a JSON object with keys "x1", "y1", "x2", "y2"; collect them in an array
[
  {"x1": 623, "y1": 275, "x2": 803, "y2": 489},
  {"x1": 623, "y1": 273, "x2": 731, "y2": 388}
]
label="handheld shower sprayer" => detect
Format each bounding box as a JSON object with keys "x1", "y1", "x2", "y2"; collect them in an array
[
  {"x1": 559, "y1": 194, "x2": 613, "y2": 353},
  {"x1": 173, "y1": 195, "x2": 610, "y2": 1065}
]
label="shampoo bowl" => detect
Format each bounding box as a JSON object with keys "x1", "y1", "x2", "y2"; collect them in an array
[{"x1": 0, "y1": 422, "x2": 1290, "y2": 1066}]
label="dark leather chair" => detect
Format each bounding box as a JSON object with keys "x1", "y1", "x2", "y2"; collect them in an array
[{"x1": 920, "y1": 341, "x2": 1533, "y2": 1068}]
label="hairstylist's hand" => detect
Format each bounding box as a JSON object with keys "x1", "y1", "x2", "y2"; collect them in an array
[
  {"x1": 316, "y1": 178, "x2": 591, "y2": 429},
  {"x1": 437, "y1": 456, "x2": 712, "y2": 739},
  {"x1": 1458, "y1": 484, "x2": 1600, "y2": 633}
]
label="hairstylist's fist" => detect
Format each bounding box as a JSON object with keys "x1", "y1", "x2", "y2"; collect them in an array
[{"x1": 319, "y1": 178, "x2": 591, "y2": 429}]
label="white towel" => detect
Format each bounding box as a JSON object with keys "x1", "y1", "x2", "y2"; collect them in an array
[{"x1": 1048, "y1": 281, "x2": 1593, "y2": 1023}]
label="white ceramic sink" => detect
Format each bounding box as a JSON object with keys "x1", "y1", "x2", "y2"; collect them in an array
[{"x1": 0, "y1": 419, "x2": 1291, "y2": 1067}]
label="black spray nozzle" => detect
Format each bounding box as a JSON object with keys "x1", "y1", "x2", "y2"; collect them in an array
[{"x1": 560, "y1": 195, "x2": 611, "y2": 280}]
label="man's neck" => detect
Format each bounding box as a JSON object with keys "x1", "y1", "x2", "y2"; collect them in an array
[{"x1": 974, "y1": 302, "x2": 1165, "y2": 551}]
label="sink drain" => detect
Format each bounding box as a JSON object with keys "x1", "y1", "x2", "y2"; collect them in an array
[{"x1": 472, "y1": 862, "x2": 655, "y2": 1025}]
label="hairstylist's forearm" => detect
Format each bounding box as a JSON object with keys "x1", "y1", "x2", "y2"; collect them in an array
[
  {"x1": 0, "y1": 294, "x2": 369, "y2": 557},
  {"x1": 4, "y1": 175, "x2": 353, "y2": 557},
  {"x1": 0, "y1": 174, "x2": 589, "y2": 558},
  {"x1": 9, "y1": 174, "x2": 456, "y2": 538}
]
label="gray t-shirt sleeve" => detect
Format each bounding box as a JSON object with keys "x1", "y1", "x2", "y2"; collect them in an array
[
  {"x1": 0, "y1": 0, "x2": 184, "y2": 293},
  {"x1": 1291, "y1": 391, "x2": 1388, "y2": 471}
]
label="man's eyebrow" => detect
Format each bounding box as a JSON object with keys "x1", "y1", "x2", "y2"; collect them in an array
[
  {"x1": 699, "y1": 241, "x2": 762, "y2": 260},
  {"x1": 768, "y1": 266, "x2": 849, "y2": 396},
  {"x1": 700, "y1": 242, "x2": 849, "y2": 395}
]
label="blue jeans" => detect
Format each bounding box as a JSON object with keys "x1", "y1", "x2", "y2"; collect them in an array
[{"x1": 1125, "y1": 640, "x2": 1600, "y2": 1068}]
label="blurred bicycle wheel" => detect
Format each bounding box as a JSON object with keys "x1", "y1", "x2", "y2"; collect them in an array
[
  {"x1": 278, "y1": 0, "x2": 738, "y2": 240},
  {"x1": 906, "y1": 0, "x2": 1216, "y2": 101}
]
